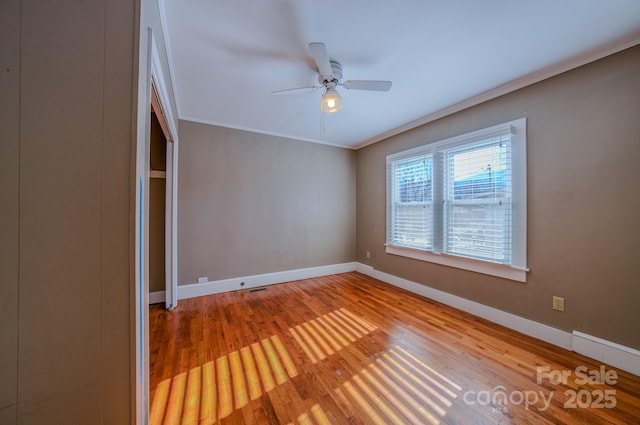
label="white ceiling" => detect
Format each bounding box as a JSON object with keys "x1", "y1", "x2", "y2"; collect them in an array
[{"x1": 160, "y1": 0, "x2": 640, "y2": 149}]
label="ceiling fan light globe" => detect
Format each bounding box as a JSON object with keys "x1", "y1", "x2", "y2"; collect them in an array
[{"x1": 321, "y1": 88, "x2": 343, "y2": 113}]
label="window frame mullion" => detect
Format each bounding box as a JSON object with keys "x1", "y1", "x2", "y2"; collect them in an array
[{"x1": 431, "y1": 150, "x2": 444, "y2": 254}]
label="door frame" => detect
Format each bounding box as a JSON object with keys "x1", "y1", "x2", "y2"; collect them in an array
[{"x1": 134, "y1": 27, "x2": 179, "y2": 424}]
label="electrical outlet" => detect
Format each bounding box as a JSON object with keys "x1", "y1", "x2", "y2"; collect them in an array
[
  {"x1": 366, "y1": 250, "x2": 371, "y2": 259},
  {"x1": 552, "y1": 296, "x2": 565, "y2": 312},
  {"x1": 197, "y1": 276, "x2": 208, "y2": 284}
]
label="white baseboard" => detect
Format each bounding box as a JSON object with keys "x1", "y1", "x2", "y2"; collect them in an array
[
  {"x1": 355, "y1": 263, "x2": 573, "y2": 349},
  {"x1": 149, "y1": 291, "x2": 165, "y2": 305},
  {"x1": 572, "y1": 331, "x2": 640, "y2": 376},
  {"x1": 178, "y1": 262, "x2": 357, "y2": 300},
  {"x1": 355, "y1": 263, "x2": 639, "y2": 376}
]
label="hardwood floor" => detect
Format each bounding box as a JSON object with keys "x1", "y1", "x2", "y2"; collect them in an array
[{"x1": 149, "y1": 272, "x2": 640, "y2": 424}]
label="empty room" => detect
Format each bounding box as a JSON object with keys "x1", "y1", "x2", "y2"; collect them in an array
[{"x1": 2, "y1": 1, "x2": 640, "y2": 425}]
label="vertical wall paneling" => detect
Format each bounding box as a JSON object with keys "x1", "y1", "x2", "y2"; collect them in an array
[{"x1": 0, "y1": 0, "x2": 20, "y2": 423}]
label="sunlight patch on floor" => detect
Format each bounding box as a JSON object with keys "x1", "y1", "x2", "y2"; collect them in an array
[
  {"x1": 289, "y1": 308, "x2": 378, "y2": 363},
  {"x1": 339, "y1": 345, "x2": 462, "y2": 425},
  {"x1": 285, "y1": 404, "x2": 333, "y2": 425},
  {"x1": 149, "y1": 334, "x2": 297, "y2": 425}
]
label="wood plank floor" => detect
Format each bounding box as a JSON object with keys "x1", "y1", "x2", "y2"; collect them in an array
[{"x1": 149, "y1": 272, "x2": 640, "y2": 425}]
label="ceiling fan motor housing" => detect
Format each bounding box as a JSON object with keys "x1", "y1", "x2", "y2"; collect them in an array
[{"x1": 319, "y1": 60, "x2": 343, "y2": 87}]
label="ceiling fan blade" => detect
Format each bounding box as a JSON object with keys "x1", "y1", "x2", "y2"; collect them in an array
[
  {"x1": 309, "y1": 42, "x2": 333, "y2": 77},
  {"x1": 342, "y1": 80, "x2": 392, "y2": 92},
  {"x1": 271, "y1": 86, "x2": 321, "y2": 95}
]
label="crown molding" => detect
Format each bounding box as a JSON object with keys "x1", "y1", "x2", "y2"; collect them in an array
[{"x1": 354, "y1": 33, "x2": 640, "y2": 150}]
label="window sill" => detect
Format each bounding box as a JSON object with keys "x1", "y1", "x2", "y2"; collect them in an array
[{"x1": 385, "y1": 244, "x2": 527, "y2": 282}]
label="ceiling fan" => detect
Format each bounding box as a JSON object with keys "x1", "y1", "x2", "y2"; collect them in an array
[{"x1": 272, "y1": 42, "x2": 392, "y2": 113}]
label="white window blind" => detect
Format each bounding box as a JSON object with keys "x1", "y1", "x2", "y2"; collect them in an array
[
  {"x1": 386, "y1": 118, "x2": 527, "y2": 282},
  {"x1": 388, "y1": 155, "x2": 433, "y2": 250},
  {"x1": 443, "y1": 135, "x2": 512, "y2": 263}
]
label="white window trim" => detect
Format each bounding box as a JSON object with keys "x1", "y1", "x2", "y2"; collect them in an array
[
  {"x1": 385, "y1": 245, "x2": 528, "y2": 282},
  {"x1": 386, "y1": 118, "x2": 528, "y2": 282}
]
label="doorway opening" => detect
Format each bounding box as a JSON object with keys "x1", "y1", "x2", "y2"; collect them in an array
[
  {"x1": 149, "y1": 76, "x2": 178, "y2": 311},
  {"x1": 149, "y1": 109, "x2": 168, "y2": 304}
]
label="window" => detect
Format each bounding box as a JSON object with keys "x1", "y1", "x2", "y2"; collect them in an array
[
  {"x1": 386, "y1": 118, "x2": 527, "y2": 282},
  {"x1": 389, "y1": 154, "x2": 433, "y2": 250}
]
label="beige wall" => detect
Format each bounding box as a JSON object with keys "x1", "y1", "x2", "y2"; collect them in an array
[
  {"x1": 356, "y1": 45, "x2": 640, "y2": 350},
  {"x1": 0, "y1": 0, "x2": 136, "y2": 423},
  {"x1": 178, "y1": 121, "x2": 356, "y2": 284}
]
